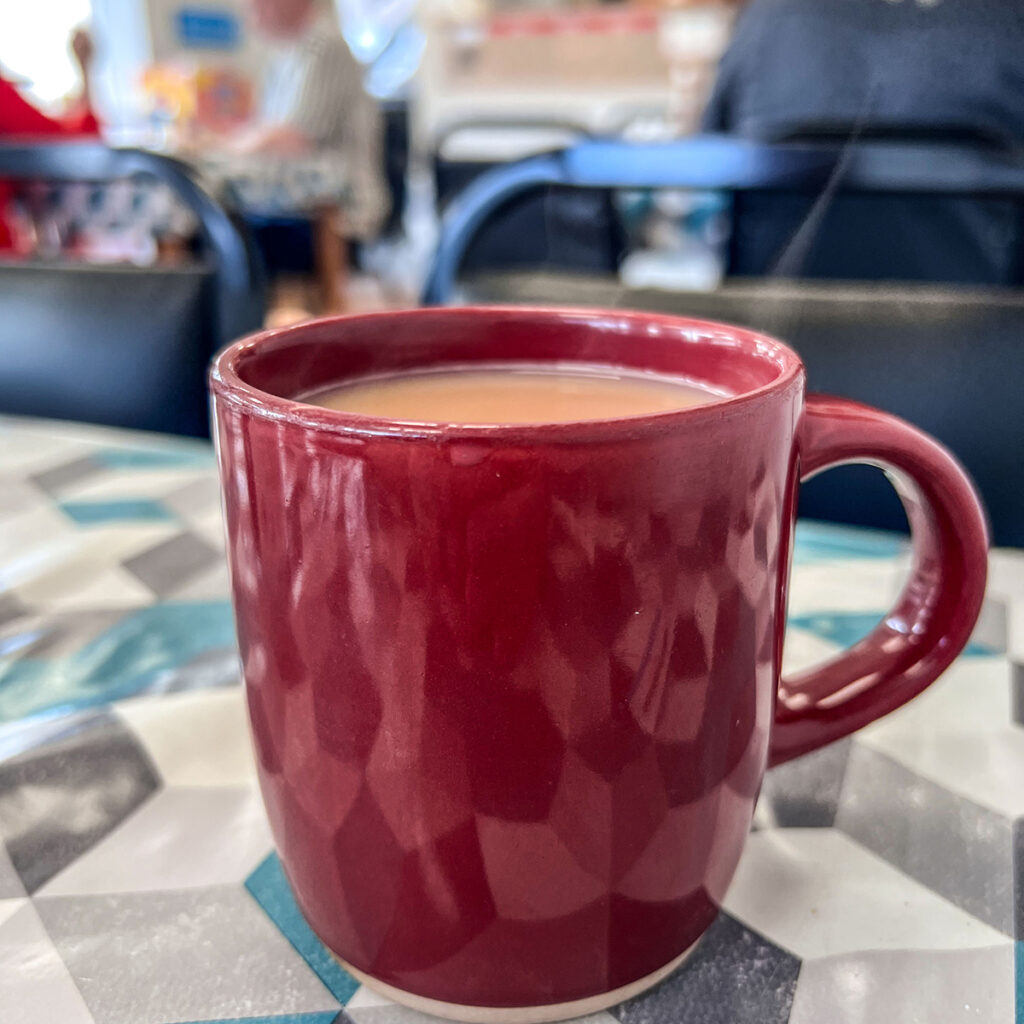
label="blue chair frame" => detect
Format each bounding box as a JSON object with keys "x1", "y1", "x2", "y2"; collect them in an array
[{"x1": 423, "y1": 134, "x2": 1024, "y2": 304}]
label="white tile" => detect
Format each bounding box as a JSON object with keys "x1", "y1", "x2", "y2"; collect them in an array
[
  {"x1": 0, "y1": 480, "x2": 55, "y2": 521},
  {"x1": 0, "y1": 897, "x2": 27, "y2": 928},
  {"x1": 781, "y1": 626, "x2": 842, "y2": 676},
  {"x1": 0, "y1": 902, "x2": 94, "y2": 1024},
  {"x1": 15, "y1": 561, "x2": 156, "y2": 612},
  {"x1": 346, "y1": 1002, "x2": 615, "y2": 1024},
  {"x1": 0, "y1": 516, "x2": 175, "y2": 589},
  {"x1": 859, "y1": 656, "x2": 1011, "y2": 737},
  {"x1": 347, "y1": 984, "x2": 398, "y2": 1010},
  {"x1": 168, "y1": 560, "x2": 231, "y2": 600},
  {"x1": 988, "y1": 549, "x2": 1024, "y2": 603},
  {"x1": 188, "y1": 505, "x2": 228, "y2": 549},
  {"x1": 788, "y1": 946, "x2": 1014, "y2": 1024},
  {"x1": 2, "y1": 417, "x2": 154, "y2": 453},
  {"x1": 1008, "y1": 600, "x2": 1024, "y2": 663},
  {"x1": 0, "y1": 505, "x2": 81, "y2": 583},
  {"x1": 856, "y1": 657, "x2": 1024, "y2": 816},
  {"x1": 722, "y1": 829, "x2": 1009, "y2": 959},
  {"x1": 116, "y1": 687, "x2": 256, "y2": 787},
  {"x1": 788, "y1": 558, "x2": 910, "y2": 617},
  {"x1": 970, "y1": 598, "x2": 1007, "y2": 654},
  {"x1": 0, "y1": 508, "x2": 173, "y2": 605},
  {"x1": 40, "y1": 786, "x2": 273, "y2": 896},
  {"x1": 0, "y1": 430, "x2": 96, "y2": 476},
  {"x1": 857, "y1": 727, "x2": 1024, "y2": 819}
]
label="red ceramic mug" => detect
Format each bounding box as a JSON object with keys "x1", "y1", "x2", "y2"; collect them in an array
[{"x1": 210, "y1": 307, "x2": 987, "y2": 1022}]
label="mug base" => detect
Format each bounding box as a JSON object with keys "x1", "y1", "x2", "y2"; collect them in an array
[{"x1": 333, "y1": 939, "x2": 699, "y2": 1023}]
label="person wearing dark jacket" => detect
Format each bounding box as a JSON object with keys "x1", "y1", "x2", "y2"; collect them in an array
[{"x1": 702, "y1": 0, "x2": 1024, "y2": 285}]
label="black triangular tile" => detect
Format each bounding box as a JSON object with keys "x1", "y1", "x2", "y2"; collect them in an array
[
  {"x1": 0, "y1": 712, "x2": 159, "y2": 892},
  {"x1": 612, "y1": 912, "x2": 801, "y2": 1024}
]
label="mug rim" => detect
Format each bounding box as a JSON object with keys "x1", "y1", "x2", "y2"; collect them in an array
[{"x1": 209, "y1": 305, "x2": 806, "y2": 442}]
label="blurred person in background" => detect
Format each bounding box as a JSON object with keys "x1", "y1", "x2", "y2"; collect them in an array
[
  {"x1": 0, "y1": 28, "x2": 98, "y2": 252},
  {"x1": 702, "y1": 0, "x2": 1024, "y2": 285},
  {"x1": 233, "y1": 0, "x2": 388, "y2": 240}
]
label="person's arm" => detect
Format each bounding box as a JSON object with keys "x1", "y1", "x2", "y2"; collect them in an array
[{"x1": 62, "y1": 27, "x2": 100, "y2": 135}]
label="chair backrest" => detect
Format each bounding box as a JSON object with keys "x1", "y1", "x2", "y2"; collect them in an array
[
  {"x1": 728, "y1": 126, "x2": 1024, "y2": 285},
  {"x1": 0, "y1": 143, "x2": 265, "y2": 436},
  {"x1": 423, "y1": 134, "x2": 1024, "y2": 304},
  {"x1": 431, "y1": 117, "x2": 623, "y2": 277},
  {"x1": 462, "y1": 270, "x2": 1024, "y2": 548}
]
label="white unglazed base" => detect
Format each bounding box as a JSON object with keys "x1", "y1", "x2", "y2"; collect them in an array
[{"x1": 335, "y1": 939, "x2": 699, "y2": 1023}]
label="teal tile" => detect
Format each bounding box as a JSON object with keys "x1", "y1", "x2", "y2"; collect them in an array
[
  {"x1": 246, "y1": 854, "x2": 359, "y2": 1006},
  {"x1": 793, "y1": 521, "x2": 908, "y2": 565},
  {"x1": 1017, "y1": 941, "x2": 1023, "y2": 1024},
  {"x1": 188, "y1": 1015, "x2": 340, "y2": 1024},
  {"x1": 60, "y1": 499, "x2": 175, "y2": 524},
  {"x1": 788, "y1": 610, "x2": 996, "y2": 656},
  {"x1": 0, "y1": 601, "x2": 236, "y2": 723},
  {"x1": 95, "y1": 445, "x2": 213, "y2": 469}
]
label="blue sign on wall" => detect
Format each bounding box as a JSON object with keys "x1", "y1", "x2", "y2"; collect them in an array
[{"x1": 176, "y1": 8, "x2": 241, "y2": 50}]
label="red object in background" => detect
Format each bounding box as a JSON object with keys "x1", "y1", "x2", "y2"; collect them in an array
[
  {"x1": 0, "y1": 75, "x2": 100, "y2": 251},
  {"x1": 211, "y1": 308, "x2": 988, "y2": 1016}
]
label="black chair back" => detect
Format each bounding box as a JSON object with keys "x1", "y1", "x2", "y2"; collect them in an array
[
  {"x1": 463, "y1": 272, "x2": 1024, "y2": 548},
  {"x1": 0, "y1": 143, "x2": 265, "y2": 436}
]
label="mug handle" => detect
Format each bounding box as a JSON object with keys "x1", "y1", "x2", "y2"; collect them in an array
[{"x1": 769, "y1": 394, "x2": 989, "y2": 767}]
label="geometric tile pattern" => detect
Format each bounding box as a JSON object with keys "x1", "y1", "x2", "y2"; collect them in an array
[
  {"x1": 246, "y1": 853, "x2": 361, "y2": 1005},
  {"x1": 0, "y1": 415, "x2": 1021, "y2": 1022},
  {"x1": 0, "y1": 418, "x2": 237, "y2": 725}
]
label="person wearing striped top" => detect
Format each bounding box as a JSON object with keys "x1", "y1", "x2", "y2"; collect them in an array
[{"x1": 239, "y1": 0, "x2": 388, "y2": 239}]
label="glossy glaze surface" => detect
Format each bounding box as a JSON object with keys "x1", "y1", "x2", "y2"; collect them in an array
[{"x1": 211, "y1": 307, "x2": 987, "y2": 1011}]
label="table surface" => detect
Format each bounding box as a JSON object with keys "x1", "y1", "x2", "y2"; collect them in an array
[{"x1": 0, "y1": 415, "x2": 1021, "y2": 1024}]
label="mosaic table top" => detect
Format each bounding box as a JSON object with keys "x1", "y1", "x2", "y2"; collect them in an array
[{"x1": 0, "y1": 415, "x2": 1021, "y2": 1024}]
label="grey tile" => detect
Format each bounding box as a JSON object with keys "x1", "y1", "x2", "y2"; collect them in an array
[
  {"x1": 760, "y1": 738, "x2": 852, "y2": 828},
  {"x1": 5, "y1": 610, "x2": 127, "y2": 660},
  {"x1": 29, "y1": 455, "x2": 104, "y2": 495},
  {"x1": 0, "y1": 593, "x2": 27, "y2": 628},
  {"x1": 1015, "y1": 818, "x2": 1024, "y2": 939},
  {"x1": 162, "y1": 646, "x2": 241, "y2": 693},
  {"x1": 121, "y1": 531, "x2": 221, "y2": 597},
  {"x1": 159, "y1": 476, "x2": 222, "y2": 520},
  {"x1": 0, "y1": 839, "x2": 24, "y2": 898},
  {"x1": 0, "y1": 708, "x2": 112, "y2": 764},
  {"x1": 835, "y1": 743, "x2": 1015, "y2": 935},
  {"x1": 34, "y1": 887, "x2": 341, "y2": 1024},
  {"x1": 0, "y1": 713, "x2": 158, "y2": 892},
  {"x1": 787, "y1": 946, "x2": 1014, "y2": 1024},
  {"x1": 612, "y1": 913, "x2": 800, "y2": 1024},
  {"x1": 166, "y1": 559, "x2": 231, "y2": 601}
]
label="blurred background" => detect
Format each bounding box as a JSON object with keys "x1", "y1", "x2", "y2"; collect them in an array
[{"x1": 0, "y1": 0, "x2": 1021, "y2": 543}]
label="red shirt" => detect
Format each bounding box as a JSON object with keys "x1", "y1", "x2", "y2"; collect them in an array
[{"x1": 0, "y1": 75, "x2": 100, "y2": 249}]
